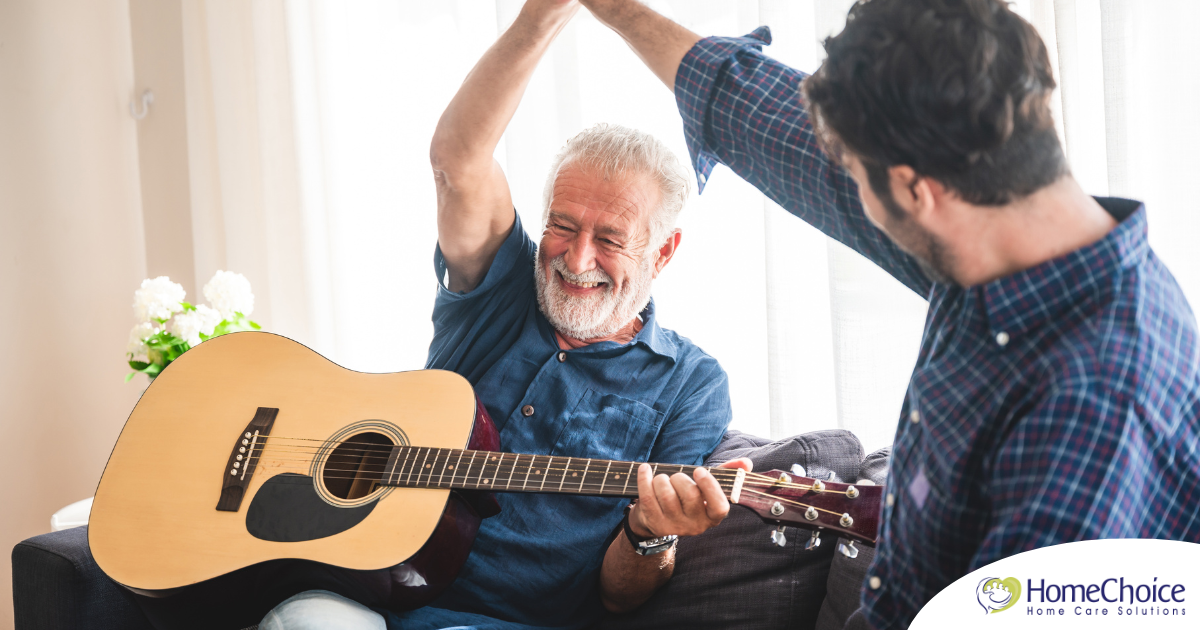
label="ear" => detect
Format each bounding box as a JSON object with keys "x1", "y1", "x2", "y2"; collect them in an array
[
  {"x1": 888, "y1": 165, "x2": 942, "y2": 224},
  {"x1": 651, "y1": 230, "x2": 682, "y2": 278}
]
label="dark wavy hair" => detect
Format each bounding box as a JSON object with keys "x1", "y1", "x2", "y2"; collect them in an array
[{"x1": 802, "y1": 0, "x2": 1067, "y2": 208}]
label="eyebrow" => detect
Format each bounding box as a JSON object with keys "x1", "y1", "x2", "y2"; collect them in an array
[
  {"x1": 547, "y1": 211, "x2": 577, "y2": 228},
  {"x1": 547, "y1": 212, "x2": 632, "y2": 242}
]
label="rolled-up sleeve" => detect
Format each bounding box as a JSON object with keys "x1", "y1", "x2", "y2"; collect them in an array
[{"x1": 675, "y1": 27, "x2": 933, "y2": 298}]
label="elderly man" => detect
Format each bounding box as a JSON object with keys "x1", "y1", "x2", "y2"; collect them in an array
[
  {"x1": 259, "y1": 2, "x2": 746, "y2": 629},
  {"x1": 583, "y1": 0, "x2": 1200, "y2": 628}
]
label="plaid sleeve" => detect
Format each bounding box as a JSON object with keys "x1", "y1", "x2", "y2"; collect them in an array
[{"x1": 675, "y1": 27, "x2": 932, "y2": 297}]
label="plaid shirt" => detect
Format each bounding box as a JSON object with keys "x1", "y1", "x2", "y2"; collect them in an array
[{"x1": 676, "y1": 27, "x2": 1200, "y2": 629}]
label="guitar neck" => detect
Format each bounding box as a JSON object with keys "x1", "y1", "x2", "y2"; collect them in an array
[{"x1": 376, "y1": 446, "x2": 735, "y2": 499}]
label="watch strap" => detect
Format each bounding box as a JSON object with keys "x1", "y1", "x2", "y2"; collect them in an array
[{"x1": 622, "y1": 503, "x2": 677, "y2": 555}]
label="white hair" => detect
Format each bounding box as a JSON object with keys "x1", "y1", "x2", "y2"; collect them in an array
[{"x1": 541, "y1": 123, "x2": 691, "y2": 250}]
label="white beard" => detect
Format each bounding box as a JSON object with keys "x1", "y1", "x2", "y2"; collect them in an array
[{"x1": 534, "y1": 247, "x2": 656, "y2": 341}]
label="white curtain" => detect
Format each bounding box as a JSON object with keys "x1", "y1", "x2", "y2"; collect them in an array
[{"x1": 180, "y1": 0, "x2": 1200, "y2": 454}]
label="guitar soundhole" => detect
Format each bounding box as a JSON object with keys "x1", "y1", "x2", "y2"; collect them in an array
[{"x1": 322, "y1": 432, "x2": 393, "y2": 501}]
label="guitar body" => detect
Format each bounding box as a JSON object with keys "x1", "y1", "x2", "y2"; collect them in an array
[
  {"x1": 91, "y1": 332, "x2": 884, "y2": 629},
  {"x1": 90, "y1": 332, "x2": 499, "y2": 627}
]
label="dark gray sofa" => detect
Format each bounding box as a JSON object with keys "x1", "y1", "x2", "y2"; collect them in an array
[{"x1": 12, "y1": 430, "x2": 887, "y2": 630}]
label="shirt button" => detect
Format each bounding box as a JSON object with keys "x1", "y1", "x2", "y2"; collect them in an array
[
  {"x1": 886, "y1": 493, "x2": 895, "y2": 507},
  {"x1": 557, "y1": 351, "x2": 566, "y2": 363},
  {"x1": 995, "y1": 331, "x2": 1010, "y2": 347},
  {"x1": 869, "y1": 576, "x2": 882, "y2": 590},
  {"x1": 521, "y1": 405, "x2": 535, "y2": 417},
  {"x1": 909, "y1": 409, "x2": 920, "y2": 423}
]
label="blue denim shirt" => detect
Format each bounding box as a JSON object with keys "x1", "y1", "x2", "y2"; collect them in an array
[{"x1": 388, "y1": 214, "x2": 732, "y2": 630}]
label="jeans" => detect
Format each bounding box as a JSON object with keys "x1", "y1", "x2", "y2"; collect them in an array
[
  {"x1": 260, "y1": 590, "x2": 545, "y2": 630},
  {"x1": 260, "y1": 590, "x2": 385, "y2": 630}
]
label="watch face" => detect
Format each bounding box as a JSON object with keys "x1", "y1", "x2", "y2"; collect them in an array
[{"x1": 636, "y1": 535, "x2": 678, "y2": 555}]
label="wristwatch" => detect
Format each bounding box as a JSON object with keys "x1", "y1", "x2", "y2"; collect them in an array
[{"x1": 623, "y1": 503, "x2": 678, "y2": 556}]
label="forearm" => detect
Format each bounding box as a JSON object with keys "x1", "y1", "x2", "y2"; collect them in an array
[
  {"x1": 431, "y1": 6, "x2": 572, "y2": 173},
  {"x1": 581, "y1": 0, "x2": 700, "y2": 91},
  {"x1": 599, "y1": 530, "x2": 674, "y2": 613},
  {"x1": 431, "y1": 3, "x2": 576, "y2": 290},
  {"x1": 599, "y1": 458, "x2": 749, "y2": 613}
]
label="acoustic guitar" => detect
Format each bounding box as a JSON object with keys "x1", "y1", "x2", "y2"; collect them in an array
[{"x1": 90, "y1": 332, "x2": 880, "y2": 624}]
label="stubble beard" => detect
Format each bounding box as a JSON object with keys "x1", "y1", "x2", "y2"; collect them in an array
[
  {"x1": 534, "y1": 246, "x2": 656, "y2": 341},
  {"x1": 875, "y1": 193, "x2": 957, "y2": 285}
]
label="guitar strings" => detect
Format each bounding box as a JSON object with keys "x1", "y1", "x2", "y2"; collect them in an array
[
  {"x1": 246, "y1": 458, "x2": 835, "y2": 498},
  {"x1": 248, "y1": 450, "x2": 841, "y2": 494},
  {"x1": 256, "y1": 436, "x2": 825, "y2": 486},
  {"x1": 253, "y1": 441, "x2": 768, "y2": 481},
  {"x1": 255, "y1": 437, "x2": 780, "y2": 478},
  {"x1": 248, "y1": 438, "x2": 850, "y2": 493},
  {"x1": 255, "y1": 436, "x2": 821, "y2": 485},
  {"x1": 252, "y1": 445, "x2": 740, "y2": 477},
  {"x1": 250, "y1": 449, "x2": 751, "y2": 482},
  {"x1": 247, "y1": 449, "x2": 738, "y2": 484},
  {"x1": 227, "y1": 467, "x2": 740, "y2": 493},
  {"x1": 213, "y1": 470, "x2": 860, "y2": 527},
  {"x1": 250, "y1": 457, "x2": 747, "y2": 485}
]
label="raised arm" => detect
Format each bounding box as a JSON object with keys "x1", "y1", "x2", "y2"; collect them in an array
[
  {"x1": 430, "y1": 1, "x2": 578, "y2": 293},
  {"x1": 579, "y1": 0, "x2": 699, "y2": 90},
  {"x1": 581, "y1": 0, "x2": 932, "y2": 296}
]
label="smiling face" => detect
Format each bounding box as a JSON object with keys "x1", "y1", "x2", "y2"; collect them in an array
[{"x1": 535, "y1": 163, "x2": 668, "y2": 341}]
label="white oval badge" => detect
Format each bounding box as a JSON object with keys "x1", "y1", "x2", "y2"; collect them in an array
[{"x1": 912, "y1": 539, "x2": 1199, "y2": 628}]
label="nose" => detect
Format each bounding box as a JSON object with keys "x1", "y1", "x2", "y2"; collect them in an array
[{"x1": 562, "y1": 232, "x2": 598, "y2": 276}]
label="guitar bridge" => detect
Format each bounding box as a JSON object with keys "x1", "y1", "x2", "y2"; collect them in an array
[{"x1": 215, "y1": 407, "x2": 279, "y2": 512}]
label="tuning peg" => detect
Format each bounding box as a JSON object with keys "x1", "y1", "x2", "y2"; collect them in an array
[
  {"x1": 805, "y1": 529, "x2": 822, "y2": 551},
  {"x1": 790, "y1": 463, "x2": 807, "y2": 477},
  {"x1": 838, "y1": 540, "x2": 859, "y2": 559},
  {"x1": 770, "y1": 525, "x2": 787, "y2": 548}
]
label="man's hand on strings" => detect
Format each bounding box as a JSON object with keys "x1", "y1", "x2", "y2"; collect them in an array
[{"x1": 629, "y1": 458, "x2": 753, "y2": 538}]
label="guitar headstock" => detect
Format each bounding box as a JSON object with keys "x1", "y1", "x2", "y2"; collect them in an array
[{"x1": 732, "y1": 469, "x2": 881, "y2": 548}]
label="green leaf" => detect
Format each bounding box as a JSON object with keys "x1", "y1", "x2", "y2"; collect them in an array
[
  {"x1": 125, "y1": 372, "x2": 137, "y2": 383},
  {"x1": 249, "y1": 320, "x2": 262, "y2": 330},
  {"x1": 181, "y1": 302, "x2": 195, "y2": 311},
  {"x1": 128, "y1": 360, "x2": 150, "y2": 370}
]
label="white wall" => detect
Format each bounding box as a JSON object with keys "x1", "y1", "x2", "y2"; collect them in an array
[{"x1": 0, "y1": 1, "x2": 146, "y2": 626}]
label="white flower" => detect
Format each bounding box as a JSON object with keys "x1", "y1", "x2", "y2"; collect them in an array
[
  {"x1": 203, "y1": 270, "x2": 255, "y2": 320},
  {"x1": 127, "y1": 322, "x2": 159, "y2": 362},
  {"x1": 133, "y1": 276, "x2": 186, "y2": 322},
  {"x1": 170, "y1": 304, "x2": 222, "y2": 346}
]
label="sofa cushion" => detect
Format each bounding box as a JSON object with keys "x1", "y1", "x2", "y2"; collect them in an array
[
  {"x1": 596, "y1": 429, "x2": 865, "y2": 630},
  {"x1": 815, "y1": 446, "x2": 891, "y2": 630},
  {"x1": 11, "y1": 525, "x2": 154, "y2": 630}
]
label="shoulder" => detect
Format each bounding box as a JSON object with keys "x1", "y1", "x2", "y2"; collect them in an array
[
  {"x1": 433, "y1": 214, "x2": 537, "y2": 311},
  {"x1": 659, "y1": 326, "x2": 728, "y2": 384},
  {"x1": 1037, "y1": 261, "x2": 1198, "y2": 418},
  {"x1": 651, "y1": 325, "x2": 730, "y2": 420},
  {"x1": 642, "y1": 325, "x2": 733, "y2": 463}
]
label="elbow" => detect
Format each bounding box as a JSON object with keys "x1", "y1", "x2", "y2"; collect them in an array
[
  {"x1": 429, "y1": 140, "x2": 451, "y2": 174},
  {"x1": 428, "y1": 140, "x2": 477, "y2": 193},
  {"x1": 429, "y1": 145, "x2": 457, "y2": 195}
]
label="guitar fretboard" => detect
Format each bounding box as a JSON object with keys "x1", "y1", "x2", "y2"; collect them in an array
[{"x1": 376, "y1": 446, "x2": 737, "y2": 498}]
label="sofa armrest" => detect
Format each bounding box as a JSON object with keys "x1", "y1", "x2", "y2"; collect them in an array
[{"x1": 12, "y1": 526, "x2": 153, "y2": 630}]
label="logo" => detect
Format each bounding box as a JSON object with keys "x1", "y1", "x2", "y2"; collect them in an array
[{"x1": 978, "y1": 577, "x2": 1021, "y2": 614}]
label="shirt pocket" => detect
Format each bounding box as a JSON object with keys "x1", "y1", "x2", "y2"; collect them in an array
[{"x1": 551, "y1": 389, "x2": 664, "y2": 462}]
